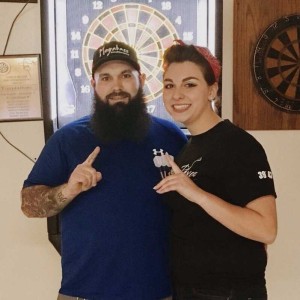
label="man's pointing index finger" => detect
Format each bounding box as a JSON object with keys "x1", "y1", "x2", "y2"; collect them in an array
[{"x1": 84, "y1": 146, "x2": 101, "y2": 166}]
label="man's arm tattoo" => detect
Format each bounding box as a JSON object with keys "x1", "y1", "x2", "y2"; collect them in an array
[{"x1": 21, "y1": 184, "x2": 71, "y2": 218}]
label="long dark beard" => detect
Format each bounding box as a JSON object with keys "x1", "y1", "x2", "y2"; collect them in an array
[{"x1": 90, "y1": 88, "x2": 151, "y2": 144}]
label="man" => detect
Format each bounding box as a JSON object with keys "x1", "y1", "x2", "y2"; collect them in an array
[{"x1": 21, "y1": 41, "x2": 187, "y2": 300}]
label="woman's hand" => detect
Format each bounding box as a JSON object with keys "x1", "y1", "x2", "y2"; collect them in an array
[{"x1": 153, "y1": 154, "x2": 200, "y2": 201}]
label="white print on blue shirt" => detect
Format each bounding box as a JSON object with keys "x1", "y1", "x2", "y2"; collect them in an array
[
  {"x1": 153, "y1": 148, "x2": 174, "y2": 179},
  {"x1": 258, "y1": 171, "x2": 273, "y2": 179}
]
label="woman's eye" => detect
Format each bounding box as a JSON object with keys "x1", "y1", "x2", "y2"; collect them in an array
[
  {"x1": 164, "y1": 83, "x2": 173, "y2": 89},
  {"x1": 185, "y1": 82, "x2": 197, "y2": 88}
]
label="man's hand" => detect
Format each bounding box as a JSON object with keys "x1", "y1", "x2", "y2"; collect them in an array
[
  {"x1": 62, "y1": 146, "x2": 102, "y2": 198},
  {"x1": 21, "y1": 147, "x2": 103, "y2": 218}
]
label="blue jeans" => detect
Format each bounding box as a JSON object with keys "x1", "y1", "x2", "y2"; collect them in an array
[{"x1": 173, "y1": 287, "x2": 267, "y2": 300}]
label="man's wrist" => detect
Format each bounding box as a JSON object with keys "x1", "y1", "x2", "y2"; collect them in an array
[{"x1": 59, "y1": 184, "x2": 75, "y2": 202}]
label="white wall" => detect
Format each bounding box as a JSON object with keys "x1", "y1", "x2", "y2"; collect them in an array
[
  {"x1": 0, "y1": 1, "x2": 299, "y2": 299},
  {"x1": 0, "y1": 2, "x2": 61, "y2": 300}
]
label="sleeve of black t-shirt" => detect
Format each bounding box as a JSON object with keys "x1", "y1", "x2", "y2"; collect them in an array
[{"x1": 221, "y1": 132, "x2": 277, "y2": 207}]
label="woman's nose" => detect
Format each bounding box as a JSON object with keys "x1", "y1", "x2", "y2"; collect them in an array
[{"x1": 172, "y1": 88, "x2": 184, "y2": 100}]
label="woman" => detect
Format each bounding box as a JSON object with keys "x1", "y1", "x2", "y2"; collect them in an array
[{"x1": 154, "y1": 41, "x2": 277, "y2": 300}]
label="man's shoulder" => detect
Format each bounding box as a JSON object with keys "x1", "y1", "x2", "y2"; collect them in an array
[
  {"x1": 61, "y1": 115, "x2": 91, "y2": 129},
  {"x1": 149, "y1": 116, "x2": 187, "y2": 146},
  {"x1": 46, "y1": 116, "x2": 92, "y2": 146},
  {"x1": 150, "y1": 116, "x2": 182, "y2": 133},
  {"x1": 56, "y1": 115, "x2": 91, "y2": 134}
]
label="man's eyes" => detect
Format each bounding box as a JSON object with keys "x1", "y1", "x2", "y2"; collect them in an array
[
  {"x1": 99, "y1": 75, "x2": 109, "y2": 81},
  {"x1": 98, "y1": 72, "x2": 133, "y2": 81},
  {"x1": 122, "y1": 73, "x2": 132, "y2": 78}
]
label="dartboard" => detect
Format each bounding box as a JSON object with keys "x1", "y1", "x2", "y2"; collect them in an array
[
  {"x1": 52, "y1": 0, "x2": 205, "y2": 127},
  {"x1": 81, "y1": 3, "x2": 179, "y2": 103},
  {"x1": 253, "y1": 14, "x2": 300, "y2": 112}
]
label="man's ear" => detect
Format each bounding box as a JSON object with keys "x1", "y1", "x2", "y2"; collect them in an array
[{"x1": 139, "y1": 73, "x2": 146, "y2": 87}]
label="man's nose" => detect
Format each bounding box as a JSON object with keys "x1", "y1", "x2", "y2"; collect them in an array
[{"x1": 112, "y1": 77, "x2": 123, "y2": 91}]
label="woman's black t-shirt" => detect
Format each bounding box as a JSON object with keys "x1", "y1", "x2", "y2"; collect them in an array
[{"x1": 164, "y1": 120, "x2": 277, "y2": 290}]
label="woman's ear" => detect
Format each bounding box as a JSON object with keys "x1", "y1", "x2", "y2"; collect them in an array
[{"x1": 209, "y1": 82, "x2": 219, "y2": 100}]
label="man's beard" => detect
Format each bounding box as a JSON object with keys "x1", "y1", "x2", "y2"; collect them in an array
[{"x1": 90, "y1": 87, "x2": 151, "y2": 144}]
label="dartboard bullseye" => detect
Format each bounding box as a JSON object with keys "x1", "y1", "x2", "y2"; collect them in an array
[
  {"x1": 253, "y1": 14, "x2": 300, "y2": 112},
  {"x1": 82, "y1": 3, "x2": 179, "y2": 103}
]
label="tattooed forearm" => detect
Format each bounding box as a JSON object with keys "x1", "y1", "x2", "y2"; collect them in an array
[
  {"x1": 57, "y1": 190, "x2": 68, "y2": 204},
  {"x1": 21, "y1": 184, "x2": 72, "y2": 218}
]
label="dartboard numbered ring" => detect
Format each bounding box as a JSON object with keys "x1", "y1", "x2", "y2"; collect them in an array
[{"x1": 82, "y1": 3, "x2": 179, "y2": 103}]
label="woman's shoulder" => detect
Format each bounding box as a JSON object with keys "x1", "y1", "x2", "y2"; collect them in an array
[
  {"x1": 219, "y1": 120, "x2": 267, "y2": 161},
  {"x1": 222, "y1": 120, "x2": 262, "y2": 146}
]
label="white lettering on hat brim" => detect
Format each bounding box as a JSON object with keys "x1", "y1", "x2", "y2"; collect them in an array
[{"x1": 99, "y1": 45, "x2": 130, "y2": 58}]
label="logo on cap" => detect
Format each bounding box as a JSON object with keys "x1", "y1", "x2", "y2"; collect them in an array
[
  {"x1": 98, "y1": 44, "x2": 130, "y2": 58},
  {"x1": 92, "y1": 41, "x2": 140, "y2": 76}
]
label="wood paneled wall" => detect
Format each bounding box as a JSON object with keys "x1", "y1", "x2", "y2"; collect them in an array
[{"x1": 233, "y1": 0, "x2": 300, "y2": 129}]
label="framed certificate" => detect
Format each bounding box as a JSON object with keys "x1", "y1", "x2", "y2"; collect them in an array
[
  {"x1": 0, "y1": 54, "x2": 42, "y2": 122},
  {"x1": 41, "y1": 0, "x2": 223, "y2": 253}
]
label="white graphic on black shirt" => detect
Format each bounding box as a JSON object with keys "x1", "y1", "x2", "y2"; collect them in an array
[
  {"x1": 181, "y1": 157, "x2": 202, "y2": 178},
  {"x1": 258, "y1": 171, "x2": 273, "y2": 179},
  {"x1": 153, "y1": 149, "x2": 174, "y2": 179}
]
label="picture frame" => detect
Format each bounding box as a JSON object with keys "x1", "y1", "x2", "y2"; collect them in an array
[{"x1": 0, "y1": 54, "x2": 43, "y2": 122}]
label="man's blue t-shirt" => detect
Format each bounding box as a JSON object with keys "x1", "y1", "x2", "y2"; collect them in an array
[{"x1": 24, "y1": 115, "x2": 187, "y2": 300}]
